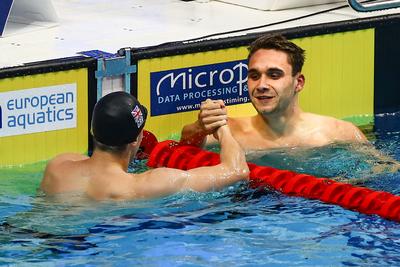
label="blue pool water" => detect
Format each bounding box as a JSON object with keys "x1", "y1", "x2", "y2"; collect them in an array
[{"x1": 0, "y1": 112, "x2": 399, "y2": 266}]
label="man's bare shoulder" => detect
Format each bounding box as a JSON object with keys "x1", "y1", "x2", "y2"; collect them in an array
[
  {"x1": 44, "y1": 153, "x2": 89, "y2": 173},
  {"x1": 303, "y1": 112, "x2": 367, "y2": 142},
  {"x1": 49, "y1": 153, "x2": 89, "y2": 164},
  {"x1": 227, "y1": 116, "x2": 253, "y2": 132},
  {"x1": 41, "y1": 153, "x2": 89, "y2": 195},
  {"x1": 125, "y1": 168, "x2": 188, "y2": 199},
  {"x1": 134, "y1": 168, "x2": 187, "y2": 186}
]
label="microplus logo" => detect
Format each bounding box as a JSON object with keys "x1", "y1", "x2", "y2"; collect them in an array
[
  {"x1": 150, "y1": 60, "x2": 249, "y2": 116},
  {"x1": 0, "y1": 84, "x2": 77, "y2": 137}
]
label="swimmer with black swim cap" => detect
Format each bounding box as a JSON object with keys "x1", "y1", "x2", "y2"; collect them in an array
[
  {"x1": 41, "y1": 91, "x2": 249, "y2": 201},
  {"x1": 91, "y1": 91, "x2": 147, "y2": 153}
]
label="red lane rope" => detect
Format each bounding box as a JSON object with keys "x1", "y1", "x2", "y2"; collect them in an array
[
  {"x1": 136, "y1": 131, "x2": 159, "y2": 160},
  {"x1": 144, "y1": 139, "x2": 400, "y2": 222}
]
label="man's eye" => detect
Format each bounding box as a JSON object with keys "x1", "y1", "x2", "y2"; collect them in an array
[
  {"x1": 269, "y1": 72, "x2": 282, "y2": 79},
  {"x1": 248, "y1": 73, "x2": 260, "y2": 80}
]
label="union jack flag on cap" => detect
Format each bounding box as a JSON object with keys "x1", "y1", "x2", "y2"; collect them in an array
[{"x1": 131, "y1": 105, "x2": 144, "y2": 128}]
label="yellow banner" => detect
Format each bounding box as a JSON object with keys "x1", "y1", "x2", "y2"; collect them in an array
[{"x1": 0, "y1": 69, "x2": 88, "y2": 166}]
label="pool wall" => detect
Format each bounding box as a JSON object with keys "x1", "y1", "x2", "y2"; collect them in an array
[
  {"x1": 1, "y1": 14, "x2": 400, "y2": 166},
  {"x1": 0, "y1": 58, "x2": 96, "y2": 166}
]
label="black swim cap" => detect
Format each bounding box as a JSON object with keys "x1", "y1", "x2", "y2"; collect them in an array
[{"x1": 91, "y1": 91, "x2": 147, "y2": 146}]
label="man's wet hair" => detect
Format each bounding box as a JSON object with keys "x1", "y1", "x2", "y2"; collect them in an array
[{"x1": 248, "y1": 34, "x2": 305, "y2": 76}]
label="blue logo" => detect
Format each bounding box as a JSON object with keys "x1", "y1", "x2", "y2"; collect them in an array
[{"x1": 150, "y1": 60, "x2": 249, "y2": 116}]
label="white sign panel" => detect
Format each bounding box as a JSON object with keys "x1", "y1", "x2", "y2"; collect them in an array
[{"x1": 0, "y1": 83, "x2": 77, "y2": 137}]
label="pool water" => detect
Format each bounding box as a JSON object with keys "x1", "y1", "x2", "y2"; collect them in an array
[{"x1": 0, "y1": 112, "x2": 399, "y2": 266}]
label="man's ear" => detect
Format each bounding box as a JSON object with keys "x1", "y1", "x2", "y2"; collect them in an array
[
  {"x1": 130, "y1": 140, "x2": 139, "y2": 148},
  {"x1": 295, "y1": 73, "x2": 305, "y2": 93}
]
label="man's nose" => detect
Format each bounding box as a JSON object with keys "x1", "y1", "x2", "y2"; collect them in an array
[
  {"x1": 257, "y1": 75, "x2": 270, "y2": 91},
  {"x1": 256, "y1": 85, "x2": 269, "y2": 92},
  {"x1": 256, "y1": 76, "x2": 270, "y2": 91}
]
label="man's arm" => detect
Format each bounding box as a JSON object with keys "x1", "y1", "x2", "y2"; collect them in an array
[
  {"x1": 356, "y1": 143, "x2": 400, "y2": 174},
  {"x1": 336, "y1": 120, "x2": 399, "y2": 174},
  {"x1": 135, "y1": 125, "x2": 249, "y2": 198},
  {"x1": 180, "y1": 99, "x2": 227, "y2": 147}
]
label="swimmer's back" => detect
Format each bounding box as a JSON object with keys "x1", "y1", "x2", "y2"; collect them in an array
[{"x1": 41, "y1": 153, "x2": 157, "y2": 200}]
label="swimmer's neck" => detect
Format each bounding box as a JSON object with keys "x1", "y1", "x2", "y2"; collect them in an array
[
  {"x1": 255, "y1": 105, "x2": 303, "y2": 137},
  {"x1": 90, "y1": 149, "x2": 132, "y2": 172}
]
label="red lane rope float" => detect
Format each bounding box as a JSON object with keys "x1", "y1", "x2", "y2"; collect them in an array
[
  {"x1": 136, "y1": 130, "x2": 159, "y2": 160},
  {"x1": 146, "y1": 140, "x2": 400, "y2": 222}
]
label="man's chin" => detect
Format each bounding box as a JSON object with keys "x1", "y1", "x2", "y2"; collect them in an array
[
  {"x1": 251, "y1": 103, "x2": 273, "y2": 114},
  {"x1": 256, "y1": 107, "x2": 276, "y2": 116}
]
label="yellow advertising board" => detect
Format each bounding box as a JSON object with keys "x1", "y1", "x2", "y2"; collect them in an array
[{"x1": 0, "y1": 69, "x2": 88, "y2": 166}]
